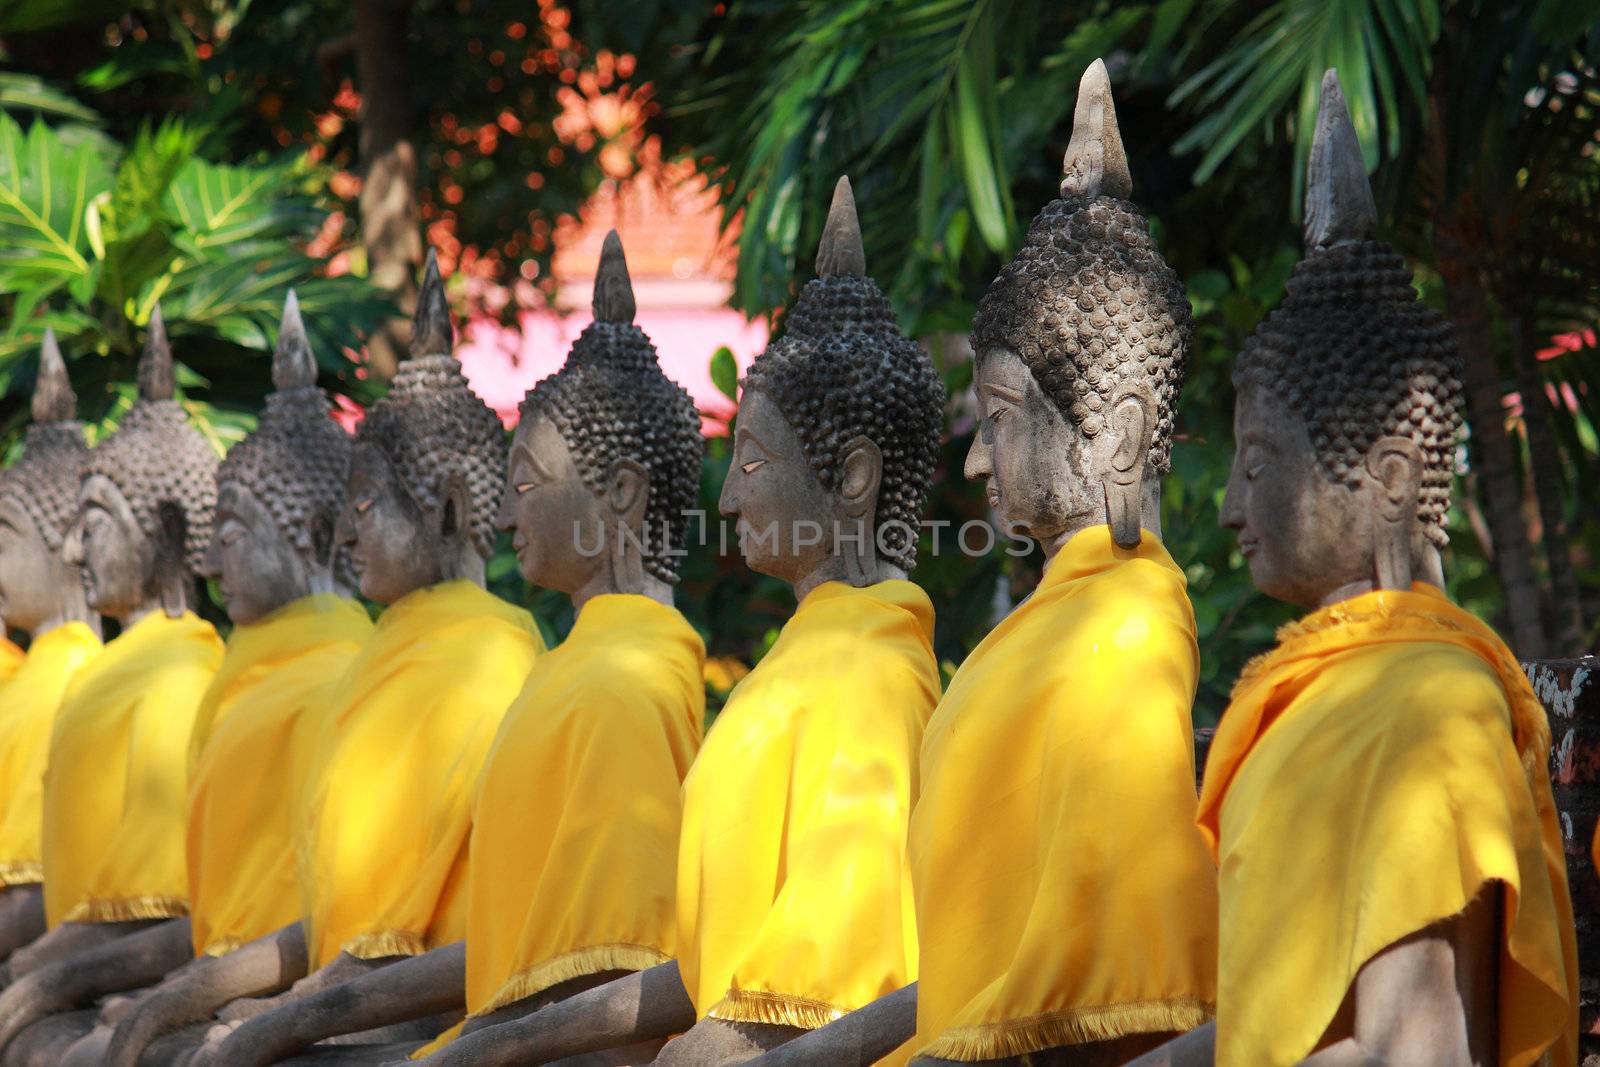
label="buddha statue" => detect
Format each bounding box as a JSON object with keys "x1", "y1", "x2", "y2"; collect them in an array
[
  {"x1": 184, "y1": 251, "x2": 542, "y2": 1066},
  {"x1": 765, "y1": 59, "x2": 1219, "y2": 1067},
  {"x1": 1, "y1": 293, "x2": 377, "y2": 1067},
  {"x1": 0, "y1": 308, "x2": 226, "y2": 1067},
  {"x1": 411, "y1": 175, "x2": 946, "y2": 1067},
  {"x1": 208, "y1": 233, "x2": 710, "y2": 1067},
  {"x1": 0, "y1": 332, "x2": 100, "y2": 959},
  {"x1": 1128, "y1": 72, "x2": 1576, "y2": 1067}
]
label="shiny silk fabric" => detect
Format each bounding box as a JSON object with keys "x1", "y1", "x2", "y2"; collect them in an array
[
  {"x1": 676, "y1": 579, "x2": 939, "y2": 1031},
  {"x1": 185, "y1": 594, "x2": 372, "y2": 956},
  {"x1": 41, "y1": 611, "x2": 224, "y2": 926},
  {"x1": 0, "y1": 622, "x2": 100, "y2": 886},
  {"x1": 1200, "y1": 583, "x2": 1577, "y2": 1067},
  {"x1": 302, "y1": 580, "x2": 542, "y2": 968},
  {"x1": 464, "y1": 594, "x2": 705, "y2": 1016},
  {"x1": 904, "y1": 526, "x2": 1217, "y2": 1062}
]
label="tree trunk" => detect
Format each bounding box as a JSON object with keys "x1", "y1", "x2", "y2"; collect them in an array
[
  {"x1": 353, "y1": 0, "x2": 421, "y2": 382},
  {"x1": 1435, "y1": 230, "x2": 1548, "y2": 657},
  {"x1": 1513, "y1": 314, "x2": 1585, "y2": 654}
]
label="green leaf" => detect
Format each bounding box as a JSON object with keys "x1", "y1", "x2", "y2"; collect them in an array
[
  {"x1": 1169, "y1": 0, "x2": 1442, "y2": 200},
  {"x1": 0, "y1": 0, "x2": 128, "y2": 33},
  {"x1": 949, "y1": 13, "x2": 1012, "y2": 254},
  {"x1": 0, "y1": 72, "x2": 100, "y2": 125},
  {"x1": 0, "y1": 113, "x2": 113, "y2": 298},
  {"x1": 113, "y1": 120, "x2": 201, "y2": 234},
  {"x1": 710, "y1": 345, "x2": 738, "y2": 401},
  {"x1": 165, "y1": 157, "x2": 321, "y2": 255}
]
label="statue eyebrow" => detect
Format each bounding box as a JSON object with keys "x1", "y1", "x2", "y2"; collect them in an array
[
  {"x1": 734, "y1": 426, "x2": 775, "y2": 457},
  {"x1": 511, "y1": 442, "x2": 555, "y2": 480},
  {"x1": 981, "y1": 382, "x2": 1026, "y2": 403}
]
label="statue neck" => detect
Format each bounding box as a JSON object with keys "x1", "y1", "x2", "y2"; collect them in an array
[
  {"x1": 570, "y1": 568, "x2": 674, "y2": 615},
  {"x1": 791, "y1": 554, "x2": 908, "y2": 603},
  {"x1": 33, "y1": 593, "x2": 100, "y2": 640},
  {"x1": 1316, "y1": 543, "x2": 1442, "y2": 609},
  {"x1": 438, "y1": 548, "x2": 485, "y2": 589},
  {"x1": 1039, "y1": 474, "x2": 1163, "y2": 567},
  {"x1": 31, "y1": 556, "x2": 101, "y2": 638},
  {"x1": 118, "y1": 599, "x2": 168, "y2": 629}
]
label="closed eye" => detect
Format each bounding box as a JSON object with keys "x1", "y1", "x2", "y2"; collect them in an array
[
  {"x1": 354, "y1": 498, "x2": 374, "y2": 514},
  {"x1": 740, "y1": 459, "x2": 766, "y2": 475}
]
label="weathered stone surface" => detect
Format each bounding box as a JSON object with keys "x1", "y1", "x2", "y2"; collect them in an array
[{"x1": 1526, "y1": 656, "x2": 1600, "y2": 1048}]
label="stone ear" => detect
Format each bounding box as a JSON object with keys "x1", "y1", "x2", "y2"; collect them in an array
[
  {"x1": 1365, "y1": 435, "x2": 1422, "y2": 590},
  {"x1": 307, "y1": 513, "x2": 337, "y2": 570},
  {"x1": 1364, "y1": 436, "x2": 1422, "y2": 521},
  {"x1": 437, "y1": 469, "x2": 472, "y2": 548},
  {"x1": 838, "y1": 435, "x2": 882, "y2": 514},
  {"x1": 606, "y1": 458, "x2": 650, "y2": 525},
  {"x1": 1103, "y1": 384, "x2": 1154, "y2": 549},
  {"x1": 156, "y1": 501, "x2": 189, "y2": 615}
]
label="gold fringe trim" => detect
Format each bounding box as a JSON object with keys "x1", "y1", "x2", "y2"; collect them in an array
[
  {"x1": 0, "y1": 862, "x2": 43, "y2": 887},
  {"x1": 1229, "y1": 597, "x2": 1551, "y2": 781},
  {"x1": 343, "y1": 929, "x2": 427, "y2": 960},
  {"x1": 61, "y1": 895, "x2": 189, "y2": 924},
  {"x1": 203, "y1": 938, "x2": 242, "y2": 958},
  {"x1": 475, "y1": 943, "x2": 671, "y2": 1016},
  {"x1": 920, "y1": 997, "x2": 1214, "y2": 1061},
  {"x1": 706, "y1": 989, "x2": 848, "y2": 1031}
]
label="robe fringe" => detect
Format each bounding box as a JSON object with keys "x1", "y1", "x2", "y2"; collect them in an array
[
  {"x1": 476, "y1": 943, "x2": 671, "y2": 1016},
  {"x1": 0, "y1": 862, "x2": 42, "y2": 887},
  {"x1": 61, "y1": 895, "x2": 189, "y2": 924},
  {"x1": 344, "y1": 929, "x2": 427, "y2": 960},
  {"x1": 706, "y1": 988, "x2": 849, "y2": 1031},
  {"x1": 202, "y1": 938, "x2": 242, "y2": 957},
  {"x1": 920, "y1": 997, "x2": 1215, "y2": 1061}
]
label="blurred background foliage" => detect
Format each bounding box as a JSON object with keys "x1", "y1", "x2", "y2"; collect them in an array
[{"x1": 0, "y1": 0, "x2": 1596, "y2": 721}]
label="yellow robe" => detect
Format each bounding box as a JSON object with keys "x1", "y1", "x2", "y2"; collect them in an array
[
  {"x1": 904, "y1": 527, "x2": 1216, "y2": 1062},
  {"x1": 676, "y1": 579, "x2": 939, "y2": 1030},
  {"x1": 302, "y1": 580, "x2": 541, "y2": 968},
  {"x1": 0, "y1": 623, "x2": 101, "y2": 885},
  {"x1": 1199, "y1": 583, "x2": 1576, "y2": 1067},
  {"x1": 185, "y1": 594, "x2": 372, "y2": 957},
  {"x1": 41, "y1": 611, "x2": 224, "y2": 926},
  {"x1": 466, "y1": 593, "x2": 705, "y2": 1015}
]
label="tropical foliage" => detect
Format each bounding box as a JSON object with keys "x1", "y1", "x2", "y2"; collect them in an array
[
  {"x1": 0, "y1": 87, "x2": 389, "y2": 459},
  {"x1": 0, "y1": 0, "x2": 1595, "y2": 716}
]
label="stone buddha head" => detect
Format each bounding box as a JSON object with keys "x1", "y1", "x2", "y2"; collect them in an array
[
  {"x1": 0, "y1": 331, "x2": 97, "y2": 637},
  {"x1": 498, "y1": 231, "x2": 703, "y2": 605},
  {"x1": 966, "y1": 59, "x2": 1191, "y2": 554},
  {"x1": 719, "y1": 176, "x2": 945, "y2": 596},
  {"x1": 1222, "y1": 71, "x2": 1463, "y2": 609},
  {"x1": 200, "y1": 292, "x2": 355, "y2": 625},
  {"x1": 335, "y1": 251, "x2": 506, "y2": 604},
  {"x1": 63, "y1": 307, "x2": 219, "y2": 625}
]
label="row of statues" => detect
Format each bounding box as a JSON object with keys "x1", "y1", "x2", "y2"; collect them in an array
[{"x1": 0, "y1": 62, "x2": 1575, "y2": 1067}]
